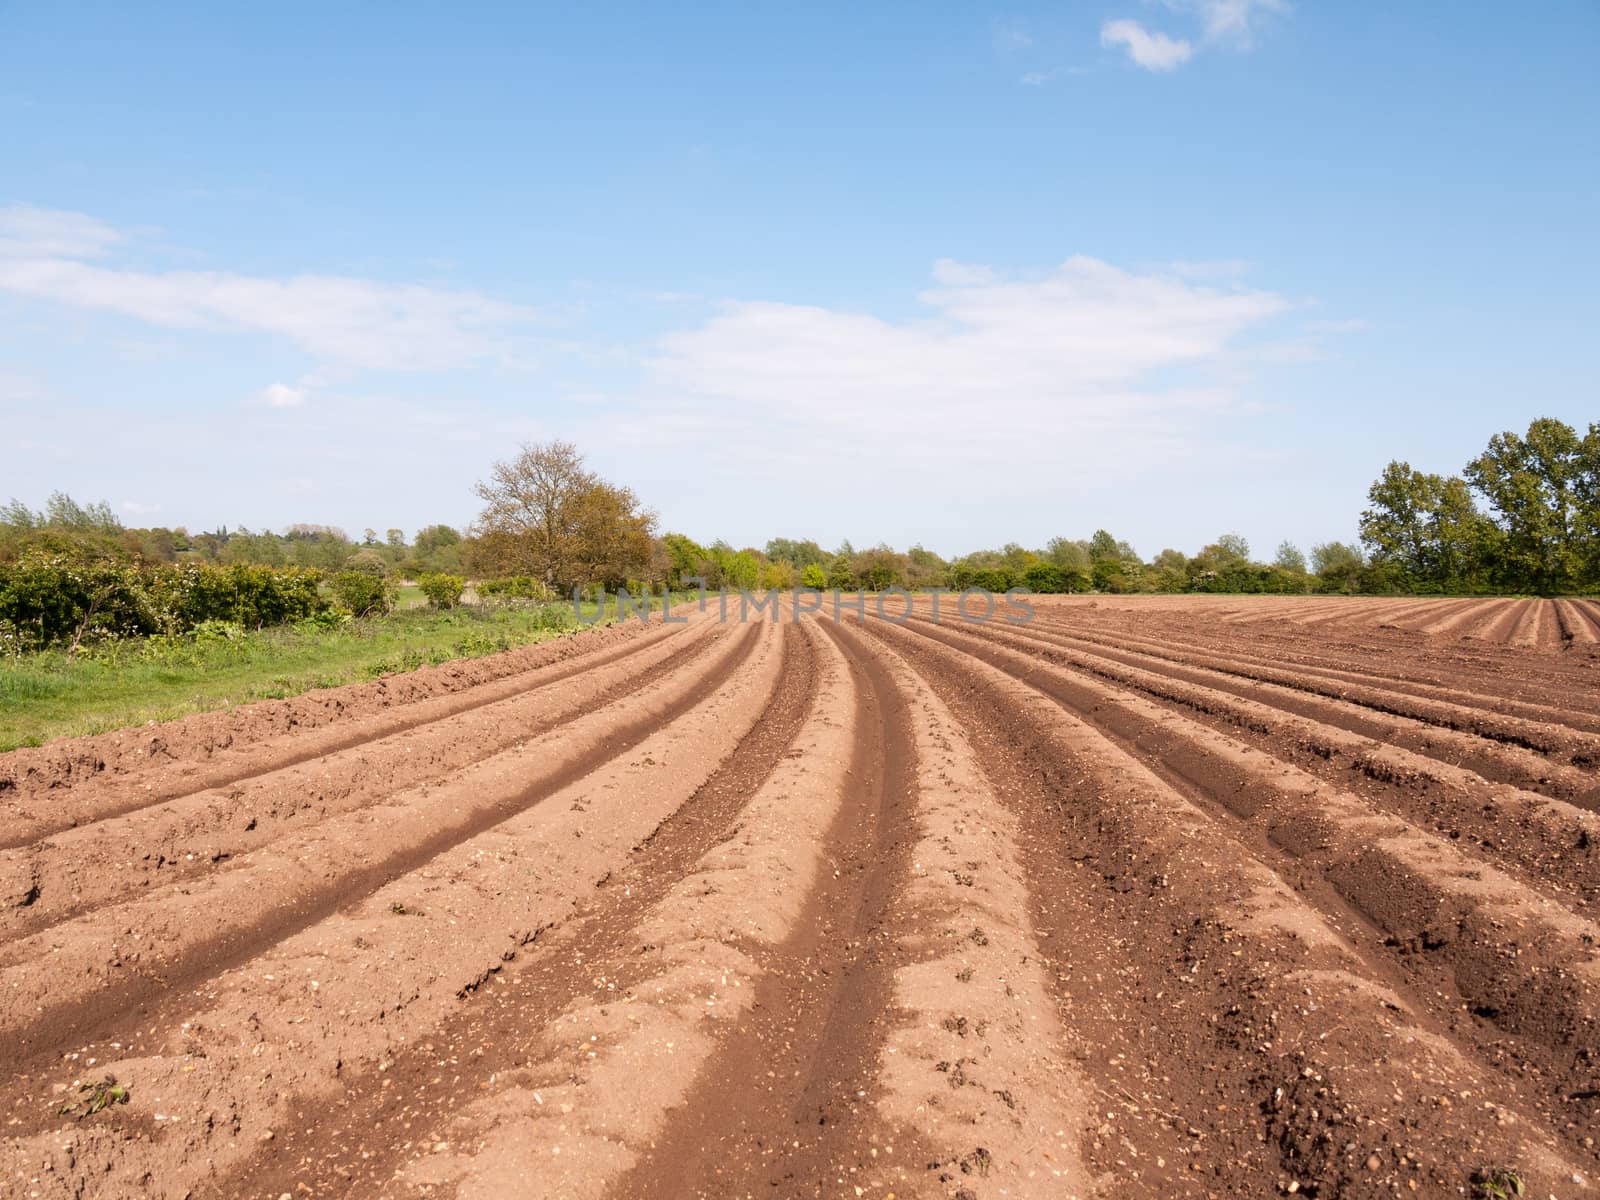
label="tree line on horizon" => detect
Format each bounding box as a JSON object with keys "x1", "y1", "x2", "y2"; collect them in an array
[{"x1": 4, "y1": 418, "x2": 1597, "y2": 615}]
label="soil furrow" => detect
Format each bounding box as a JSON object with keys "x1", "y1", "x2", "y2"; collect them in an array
[
  {"x1": 871, "y1": 617, "x2": 1586, "y2": 1197},
  {"x1": 905, "y1": 613, "x2": 1600, "y2": 912},
  {"x1": 0, "y1": 614, "x2": 699, "y2": 850},
  {"x1": 605, "y1": 615, "x2": 920, "y2": 1199},
  {"x1": 0, "y1": 617, "x2": 787, "y2": 1199},
  {"x1": 0, "y1": 622, "x2": 760, "y2": 1067},
  {"x1": 0, "y1": 616, "x2": 721, "y2": 942},
  {"x1": 208, "y1": 621, "x2": 822, "y2": 1199},
  {"x1": 0, "y1": 610, "x2": 695, "y2": 817},
  {"x1": 1024, "y1": 613, "x2": 1600, "y2": 754},
  {"x1": 892, "y1": 619, "x2": 1600, "y2": 1158}
]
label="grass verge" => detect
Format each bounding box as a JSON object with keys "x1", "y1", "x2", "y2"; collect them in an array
[{"x1": 0, "y1": 602, "x2": 602, "y2": 751}]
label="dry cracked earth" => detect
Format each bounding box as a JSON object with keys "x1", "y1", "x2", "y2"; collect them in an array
[{"x1": 2, "y1": 594, "x2": 1599, "y2": 1198}]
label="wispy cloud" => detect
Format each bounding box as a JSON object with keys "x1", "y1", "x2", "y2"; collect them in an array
[
  {"x1": 259, "y1": 381, "x2": 307, "y2": 408},
  {"x1": 639, "y1": 256, "x2": 1297, "y2": 483},
  {"x1": 0, "y1": 204, "x2": 122, "y2": 259},
  {"x1": 1100, "y1": 19, "x2": 1193, "y2": 72},
  {"x1": 1020, "y1": 71, "x2": 1053, "y2": 86},
  {"x1": 1104, "y1": 0, "x2": 1288, "y2": 72},
  {"x1": 0, "y1": 204, "x2": 545, "y2": 371},
  {"x1": 1182, "y1": 0, "x2": 1290, "y2": 48}
]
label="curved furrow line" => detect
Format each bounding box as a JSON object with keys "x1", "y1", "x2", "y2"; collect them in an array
[
  {"x1": 906, "y1": 614, "x2": 1600, "y2": 909},
  {"x1": 868, "y1": 617, "x2": 1586, "y2": 1196},
  {"x1": 1024, "y1": 601, "x2": 1574, "y2": 704},
  {"x1": 0, "y1": 615, "x2": 791, "y2": 1200},
  {"x1": 887, "y1": 620, "x2": 1600, "y2": 1148},
  {"x1": 1384, "y1": 597, "x2": 1487, "y2": 632},
  {"x1": 1509, "y1": 599, "x2": 1556, "y2": 648},
  {"x1": 349, "y1": 616, "x2": 868, "y2": 1200},
  {"x1": 598, "y1": 615, "x2": 921, "y2": 1200},
  {"x1": 0, "y1": 620, "x2": 763, "y2": 1067},
  {"x1": 217, "y1": 621, "x2": 824, "y2": 1199},
  {"x1": 1004, "y1": 614, "x2": 1600, "y2": 769},
  {"x1": 1300, "y1": 597, "x2": 1450, "y2": 628},
  {"x1": 1413, "y1": 598, "x2": 1508, "y2": 637},
  {"x1": 1033, "y1": 600, "x2": 1600, "y2": 699},
  {"x1": 1025, "y1": 608, "x2": 1600, "y2": 738},
  {"x1": 1556, "y1": 599, "x2": 1600, "y2": 646},
  {"x1": 1470, "y1": 596, "x2": 1536, "y2": 644},
  {"x1": 825, "y1": 620, "x2": 1091, "y2": 1199},
  {"x1": 932, "y1": 614, "x2": 1600, "y2": 811},
  {"x1": 0, "y1": 615, "x2": 724, "y2": 943},
  {"x1": 0, "y1": 611, "x2": 701, "y2": 847}
]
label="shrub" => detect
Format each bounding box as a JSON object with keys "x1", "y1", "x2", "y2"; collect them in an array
[
  {"x1": 418, "y1": 572, "x2": 465, "y2": 609},
  {"x1": 1023, "y1": 562, "x2": 1066, "y2": 594},
  {"x1": 347, "y1": 549, "x2": 391, "y2": 577},
  {"x1": 150, "y1": 563, "x2": 327, "y2": 629},
  {"x1": 478, "y1": 576, "x2": 555, "y2": 603},
  {"x1": 0, "y1": 553, "x2": 156, "y2": 652},
  {"x1": 330, "y1": 570, "x2": 396, "y2": 616}
]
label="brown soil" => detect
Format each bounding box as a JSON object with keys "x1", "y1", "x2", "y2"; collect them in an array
[{"x1": 2, "y1": 595, "x2": 1597, "y2": 1199}]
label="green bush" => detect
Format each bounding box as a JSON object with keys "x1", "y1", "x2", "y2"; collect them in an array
[
  {"x1": 418, "y1": 573, "x2": 465, "y2": 609},
  {"x1": 150, "y1": 563, "x2": 327, "y2": 629},
  {"x1": 347, "y1": 549, "x2": 391, "y2": 577},
  {"x1": 0, "y1": 553, "x2": 157, "y2": 652},
  {"x1": 478, "y1": 575, "x2": 555, "y2": 603},
  {"x1": 330, "y1": 570, "x2": 396, "y2": 617},
  {"x1": 1023, "y1": 562, "x2": 1066, "y2": 593}
]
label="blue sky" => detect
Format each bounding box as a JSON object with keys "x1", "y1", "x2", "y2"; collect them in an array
[{"x1": 2, "y1": 1, "x2": 1596, "y2": 559}]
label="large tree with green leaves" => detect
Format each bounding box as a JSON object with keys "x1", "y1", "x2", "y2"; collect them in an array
[
  {"x1": 473, "y1": 440, "x2": 656, "y2": 590},
  {"x1": 1464, "y1": 417, "x2": 1593, "y2": 593}
]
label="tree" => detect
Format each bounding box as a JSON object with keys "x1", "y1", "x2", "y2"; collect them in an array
[
  {"x1": 1465, "y1": 417, "x2": 1587, "y2": 593},
  {"x1": 1361, "y1": 461, "x2": 1497, "y2": 591},
  {"x1": 1311, "y1": 541, "x2": 1365, "y2": 593},
  {"x1": 1274, "y1": 541, "x2": 1307, "y2": 574},
  {"x1": 765, "y1": 538, "x2": 827, "y2": 569},
  {"x1": 473, "y1": 441, "x2": 656, "y2": 590},
  {"x1": 1087, "y1": 529, "x2": 1119, "y2": 561}
]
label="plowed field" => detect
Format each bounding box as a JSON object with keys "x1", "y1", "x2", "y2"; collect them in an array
[{"x1": 3, "y1": 595, "x2": 1598, "y2": 1198}]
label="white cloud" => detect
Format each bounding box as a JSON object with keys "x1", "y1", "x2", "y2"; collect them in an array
[
  {"x1": 0, "y1": 205, "x2": 544, "y2": 370},
  {"x1": 120, "y1": 500, "x2": 162, "y2": 515},
  {"x1": 1186, "y1": 0, "x2": 1289, "y2": 47},
  {"x1": 1100, "y1": 19, "x2": 1194, "y2": 71},
  {"x1": 0, "y1": 204, "x2": 122, "y2": 259},
  {"x1": 260, "y1": 381, "x2": 306, "y2": 408},
  {"x1": 1020, "y1": 71, "x2": 1052, "y2": 86},
  {"x1": 638, "y1": 256, "x2": 1293, "y2": 483}
]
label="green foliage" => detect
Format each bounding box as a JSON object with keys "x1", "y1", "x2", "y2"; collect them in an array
[
  {"x1": 764, "y1": 537, "x2": 827, "y2": 569},
  {"x1": 347, "y1": 548, "x2": 391, "y2": 577},
  {"x1": 478, "y1": 575, "x2": 556, "y2": 602},
  {"x1": 1023, "y1": 562, "x2": 1066, "y2": 593},
  {"x1": 0, "y1": 604, "x2": 596, "y2": 750},
  {"x1": 417, "y1": 572, "x2": 465, "y2": 608},
  {"x1": 59, "y1": 1076, "x2": 130, "y2": 1119},
  {"x1": 800, "y1": 563, "x2": 827, "y2": 589},
  {"x1": 1360, "y1": 418, "x2": 1600, "y2": 594},
  {"x1": 1471, "y1": 1167, "x2": 1525, "y2": 1198},
  {"x1": 329, "y1": 570, "x2": 396, "y2": 617},
  {"x1": 0, "y1": 556, "x2": 326, "y2": 654}
]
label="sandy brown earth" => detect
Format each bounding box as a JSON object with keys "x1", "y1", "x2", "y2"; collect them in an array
[{"x1": 2, "y1": 593, "x2": 1598, "y2": 1199}]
